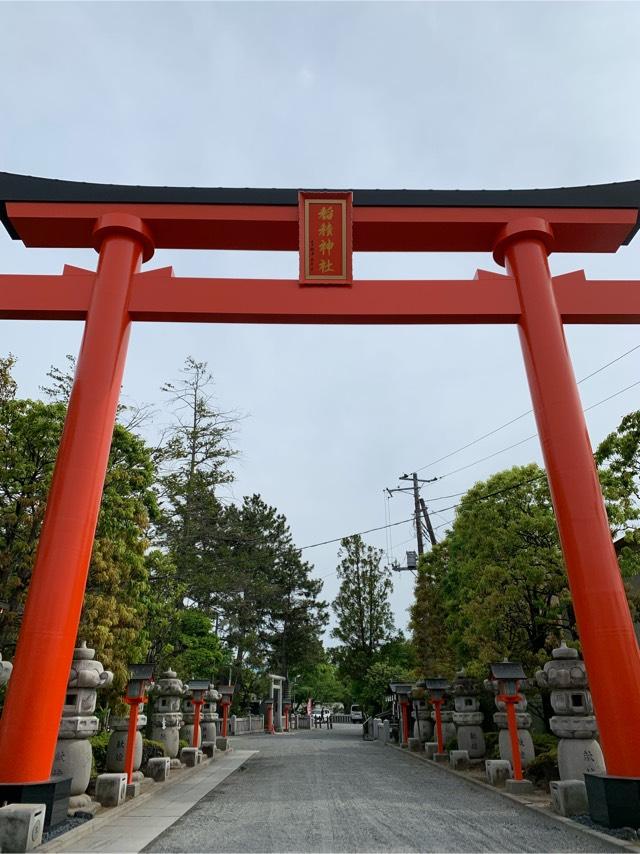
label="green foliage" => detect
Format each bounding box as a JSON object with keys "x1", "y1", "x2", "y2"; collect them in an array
[
  {"x1": 142, "y1": 738, "x2": 166, "y2": 766},
  {"x1": 525, "y1": 741, "x2": 559, "y2": 789},
  {"x1": 483, "y1": 731, "x2": 500, "y2": 760},
  {"x1": 295, "y1": 660, "x2": 349, "y2": 707},
  {"x1": 0, "y1": 355, "x2": 328, "y2": 711},
  {"x1": 332, "y1": 535, "x2": 395, "y2": 682},
  {"x1": 90, "y1": 731, "x2": 110, "y2": 775},
  {"x1": 170, "y1": 609, "x2": 229, "y2": 681},
  {"x1": 412, "y1": 465, "x2": 570, "y2": 678}
]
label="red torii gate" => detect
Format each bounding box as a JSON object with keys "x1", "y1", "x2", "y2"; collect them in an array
[{"x1": 0, "y1": 173, "x2": 640, "y2": 787}]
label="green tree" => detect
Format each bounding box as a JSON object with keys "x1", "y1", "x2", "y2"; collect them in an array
[
  {"x1": 294, "y1": 659, "x2": 348, "y2": 709},
  {"x1": 0, "y1": 356, "x2": 158, "y2": 696},
  {"x1": 331, "y1": 535, "x2": 394, "y2": 680},
  {"x1": 216, "y1": 495, "x2": 327, "y2": 707},
  {"x1": 158, "y1": 357, "x2": 236, "y2": 613},
  {"x1": 412, "y1": 464, "x2": 569, "y2": 678}
]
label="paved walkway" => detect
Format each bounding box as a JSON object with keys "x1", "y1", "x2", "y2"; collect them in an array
[
  {"x1": 42, "y1": 750, "x2": 256, "y2": 853},
  {"x1": 144, "y1": 726, "x2": 619, "y2": 853}
]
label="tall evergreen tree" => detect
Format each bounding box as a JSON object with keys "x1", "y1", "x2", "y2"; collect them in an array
[
  {"x1": 158, "y1": 357, "x2": 236, "y2": 612},
  {"x1": 331, "y1": 535, "x2": 394, "y2": 679}
]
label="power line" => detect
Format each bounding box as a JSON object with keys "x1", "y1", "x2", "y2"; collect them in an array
[
  {"x1": 415, "y1": 342, "x2": 640, "y2": 474},
  {"x1": 430, "y1": 377, "x2": 640, "y2": 482}
]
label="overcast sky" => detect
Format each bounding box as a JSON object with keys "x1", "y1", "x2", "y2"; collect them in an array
[{"x1": 2, "y1": 1, "x2": 640, "y2": 639}]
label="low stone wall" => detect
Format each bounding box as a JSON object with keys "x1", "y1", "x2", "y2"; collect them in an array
[{"x1": 229, "y1": 715, "x2": 265, "y2": 735}]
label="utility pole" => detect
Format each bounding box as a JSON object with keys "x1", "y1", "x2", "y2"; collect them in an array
[
  {"x1": 397, "y1": 472, "x2": 438, "y2": 556},
  {"x1": 386, "y1": 472, "x2": 437, "y2": 564},
  {"x1": 403, "y1": 472, "x2": 424, "y2": 555},
  {"x1": 419, "y1": 497, "x2": 437, "y2": 547}
]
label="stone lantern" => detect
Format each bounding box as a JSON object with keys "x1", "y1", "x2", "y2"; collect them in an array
[
  {"x1": 0, "y1": 653, "x2": 12, "y2": 686},
  {"x1": 451, "y1": 672, "x2": 485, "y2": 759},
  {"x1": 52, "y1": 641, "x2": 113, "y2": 810},
  {"x1": 485, "y1": 661, "x2": 535, "y2": 770},
  {"x1": 201, "y1": 685, "x2": 221, "y2": 744},
  {"x1": 535, "y1": 642, "x2": 605, "y2": 780},
  {"x1": 426, "y1": 679, "x2": 455, "y2": 751},
  {"x1": 149, "y1": 669, "x2": 185, "y2": 768}
]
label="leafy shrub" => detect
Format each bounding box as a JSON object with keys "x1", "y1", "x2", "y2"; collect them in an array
[
  {"x1": 90, "y1": 731, "x2": 110, "y2": 775},
  {"x1": 484, "y1": 731, "x2": 500, "y2": 759},
  {"x1": 142, "y1": 738, "x2": 166, "y2": 766},
  {"x1": 525, "y1": 746, "x2": 559, "y2": 789},
  {"x1": 445, "y1": 736, "x2": 458, "y2": 752}
]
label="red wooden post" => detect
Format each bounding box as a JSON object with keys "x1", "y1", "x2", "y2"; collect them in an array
[
  {"x1": 432, "y1": 699, "x2": 444, "y2": 753},
  {"x1": 221, "y1": 700, "x2": 230, "y2": 738},
  {"x1": 495, "y1": 218, "x2": 640, "y2": 777},
  {"x1": 191, "y1": 700, "x2": 203, "y2": 749},
  {"x1": 500, "y1": 695, "x2": 523, "y2": 781},
  {"x1": 400, "y1": 700, "x2": 410, "y2": 747},
  {"x1": 123, "y1": 698, "x2": 142, "y2": 785}
]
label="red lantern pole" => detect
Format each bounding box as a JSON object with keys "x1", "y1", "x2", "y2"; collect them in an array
[
  {"x1": 221, "y1": 700, "x2": 230, "y2": 738},
  {"x1": 400, "y1": 700, "x2": 410, "y2": 747},
  {"x1": 499, "y1": 694, "x2": 523, "y2": 781},
  {"x1": 0, "y1": 214, "x2": 153, "y2": 784},
  {"x1": 123, "y1": 697, "x2": 143, "y2": 785},
  {"x1": 192, "y1": 700, "x2": 203, "y2": 748},
  {"x1": 431, "y1": 699, "x2": 444, "y2": 753},
  {"x1": 495, "y1": 218, "x2": 640, "y2": 777}
]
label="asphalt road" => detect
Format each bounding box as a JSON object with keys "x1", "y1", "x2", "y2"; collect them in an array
[{"x1": 144, "y1": 725, "x2": 617, "y2": 853}]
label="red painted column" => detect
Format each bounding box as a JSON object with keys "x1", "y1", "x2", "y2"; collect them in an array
[
  {"x1": 123, "y1": 698, "x2": 142, "y2": 785},
  {"x1": 191, "y1": 701, "x2": 203, "y2": 748},
  {"x1": 0, "y1": 214, "x2": 153, "y2": 783},
  {"x1": 431, "y1": 700, "x2": 444, "y2": 753},
  {"x1": 500, "y1": 695, "x2": 523, "y2": 781},
  {"x1": 221, "y1": 700, "x2": 230, "y2": 737},
  {"x1": 495, "y1": 218, "x2": 640, "y2": 777},
  {"x1": 400, "y1": 700, "x2": 410, "y2": 746}
]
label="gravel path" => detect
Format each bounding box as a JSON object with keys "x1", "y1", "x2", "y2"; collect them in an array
[{"x1": 144, "y1": 725, "x2": 618, "y2": 853}]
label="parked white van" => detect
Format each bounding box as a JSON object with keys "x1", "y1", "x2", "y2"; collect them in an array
[{"x1": 350, "y1": 704, "x2": 363, "y2": 723}]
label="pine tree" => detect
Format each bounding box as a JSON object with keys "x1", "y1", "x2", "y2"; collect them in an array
[{"x1": 331, "y1": 535, "x2": 394, "y2": 679}]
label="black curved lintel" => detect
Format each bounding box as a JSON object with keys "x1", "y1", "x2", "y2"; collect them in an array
[{"x1": 1, "y1": 171, "x2": 640, "y2": 244}]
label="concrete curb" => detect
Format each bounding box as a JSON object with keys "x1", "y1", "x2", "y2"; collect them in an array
[
  {"x1": 37, "y1": 750, "x2": 245, "y2": 853},
  {"x1": 387, "y1": 742, "x2": 639, "y2": 853}
]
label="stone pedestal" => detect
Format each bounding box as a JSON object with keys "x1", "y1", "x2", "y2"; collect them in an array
[
  {"x1": 486, "y1": 759, "x2": 512, "y2": 787},
  {"x1": 0, "y1": 803, "x2": 45, "y2": 852},
  {"x1": 551, "y1": 780, "x2": 588, "y2": 817},
  {"x1": 52, "y1": 641, "x2": 113, "y2": 811},
  {"x1": 451, "y1": 674, "x2": 485, "y2": 759},
  {"x1": 106, "y1": 712, "x2": 146, "y2": 780},
  {"x1": 535, "y1": 642, "x2": 605, "y2": 781},
  {"x1": 149, "y1": 669, "x2": 185, "y2": 768},
  {"x1": 95, "y1": 774, "x2": 127, "y2": 808}
]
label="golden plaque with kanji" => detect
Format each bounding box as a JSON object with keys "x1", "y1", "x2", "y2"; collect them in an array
[{"x1": 299, "y1": 192, "x2": 353, "y2": 285}]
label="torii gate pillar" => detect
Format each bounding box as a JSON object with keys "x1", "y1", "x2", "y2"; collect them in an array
[{"x1": 495, "y1": 218, "x2": 640, "y2": 776}]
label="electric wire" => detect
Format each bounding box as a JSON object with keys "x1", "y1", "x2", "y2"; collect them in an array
[
  {"x1": 430, "y1": 377, "x2": 640, "y2": 482},
  {"x1": 414, "y1": 341, "x2": 640, "y2": 474}
]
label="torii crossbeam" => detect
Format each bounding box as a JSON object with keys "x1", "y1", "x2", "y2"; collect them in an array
[{"x1": 0, "y1": 173, "x2": 640, "y2": 790}]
